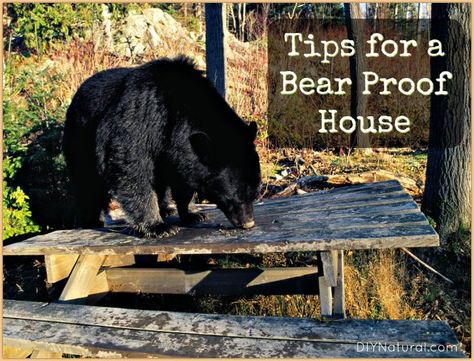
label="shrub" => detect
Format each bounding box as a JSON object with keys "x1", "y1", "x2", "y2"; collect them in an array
[
  {"x1": 5, "y1": 4, "x2": 102, "y2": 53},
  {"x1": 3, "y1": 55, "x2": 74, "y2": 239},
  {"x1": 3, "y1": 167, "x2": 40, "y2": 239}
]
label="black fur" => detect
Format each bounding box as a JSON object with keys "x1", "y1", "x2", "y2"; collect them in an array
[{"x1": 63, "y1": 56, "x2": 261, "y2": 237}]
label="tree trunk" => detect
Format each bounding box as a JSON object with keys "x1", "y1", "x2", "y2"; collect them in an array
[
  {"x1": 229, "y1": 4, "x2": 237, "y2": 34},
  {"x1": 422, "y1": 3, "x2": 471, "y2": 243},
  {"x1": 241, "y1": 3, "x2": 246, "y2": 41},
  {"x1": 344, "y1": 3, "x2": 371, "y2": 151},
  {"x1": 205, "y1": 3, "x2": 227, "y2": 99},
  {"x1": 416, "y1": 3, "x2": 422, "y2": 43}
]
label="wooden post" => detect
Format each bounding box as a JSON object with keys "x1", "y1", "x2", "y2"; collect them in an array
[
  {"x1": 318, "y1": 251, "x2": 335, "y2": 318},
  {"x1": 333, "y1": 251, "x2": 345, "y2": 318},
  {"x1": 205, "y1": 3, "x2": 226, "y2": 98},
  {"x1": 318, "y1": 276, "x2": 333, "y2": 318}
]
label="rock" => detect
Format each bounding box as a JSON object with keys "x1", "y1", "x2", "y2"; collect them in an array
[
  {"x1": 296, "y1": 175, "x2": 329, "y2": 188},
  {"x1": 111, "y1": 7, "x2": 198, "y2": 57},
  {"x1": 147, "y1": 25, "x2": 161, "y2": 47}
]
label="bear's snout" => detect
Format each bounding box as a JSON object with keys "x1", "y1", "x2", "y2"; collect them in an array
[
  {"x1": 241, "y1": 220, "x2": 255, "y2": 229},
  {"x1": 223, "y1": 202, "x2": 255, "y2": 230}
]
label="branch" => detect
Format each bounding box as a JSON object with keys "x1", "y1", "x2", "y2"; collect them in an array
[{"x1": 401, "y1": 247, "x2": 454, "y2": 284}]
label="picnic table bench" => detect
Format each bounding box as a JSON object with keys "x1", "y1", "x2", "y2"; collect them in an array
[
  {"x1": 4, "y1": 299, "x2": 463, "y2": 358},
  {"x1": 4, "y1": 180, "x2": 462, "y2": 358}
]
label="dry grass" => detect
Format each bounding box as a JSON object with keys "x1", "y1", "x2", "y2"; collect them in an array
[
  {"x1": 231, "y1": 295, "x2": 321, "y2": 318},
  {"x1": 345, "y1": 250, "x2": 421, "y2": 320}
]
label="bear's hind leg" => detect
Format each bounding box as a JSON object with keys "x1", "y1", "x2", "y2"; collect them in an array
[
  {"x1": 172, "y1": 184, "x2": 208, "y2": 225},
  {"x1": 113, "y1": 177, "x2": 179, "y2": 238},
  {"x1": 157, "y1": 186, "x2": 177, "y2": 218}
]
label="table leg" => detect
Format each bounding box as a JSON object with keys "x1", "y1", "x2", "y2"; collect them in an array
[
  {"x1": 318, "y1": 275, "x2": 333, "y2": 318},
  {"x1": 318, "y1": 250, "x2": 345, "y2": 319},
  {"x1": 59, "y1": 255, "x2": 106, "y2": 303},
  {"x1": 333, "y1": 250, "x2": 345, "y2": 319}
]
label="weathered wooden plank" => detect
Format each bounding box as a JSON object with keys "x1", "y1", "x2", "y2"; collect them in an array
[
  {"x1": 199, "y1": 181, "x2": 402, "y2": 216},
  {"x1": 112, "y1": 201, "x2": 425, "y2": 230},
  {"x1": 256, "y1": 183, "x2": 405, "y2": 209},
  {"x1": 167, "y1": 191, "x2": 413, "y2": 224},
  {"x1": 333, "y1": 251, "x2": 345, "y2": 318},
  {"x1": 3, "y1": 222, "x2": 439, "y2": 256},
  {"x1": 196, "y1": 179, "x2": 403, "y2": 211},
  {"x1": 318, "y1": 276, "x2": 332, "y2": 318},
  {"x1": 320, "y1": 251, "x2": 338, "y2": 287},
  {"x1": 3, "y1": 180, "x2": 437, "y2": 256},
  {"x1": 265, "y1": 181, "x2": 403, "y2": 206},
  {"x1": 4, "y1": 300, "x2": 461, "y2": 347},
  {"x1": 202, "y1": 200, "x2": 423, "y2": 224},
  {"x1": 44, "y1": 255, "x2": 79, "y2": 283},
  {"x1": 59, "y1": 255, "x2": 105, "y2": 303},
  {"x1": 4, "y1": 201, "x2": 427, "y2": 255},
  {"x1": 254, "y1": 206, "x2": 427, "y2": 230},
  {"x1": 105, "y1": 267, "x2": 319, "y2": 295},
  {"x1": 4, "y1": 318, "x2": 464, "y2": 358},
  {"x1": 30, "y1": 349, "x2": 62, "y2": 358},
  {"x1": 3, "y1": 345, "x2": 33, "y2": 358},
  {"x1": 247, "y1": 194, "x2": 413, "y2": 224},
  {"x1": 102, "y1": 255, "x2": 135, "y2": 267}
]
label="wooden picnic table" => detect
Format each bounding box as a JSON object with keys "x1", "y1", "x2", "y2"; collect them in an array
[{"x1": 4, "y1": 180, "x2": 439, "y2": 318}]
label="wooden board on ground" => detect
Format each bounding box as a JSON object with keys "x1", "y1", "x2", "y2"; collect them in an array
[
  {"x1": 4, "y1": 181, "x2": 439, "y2": 256},
  {"x1": 4, "y1": 300, "x2": 464, "y2": 358}
]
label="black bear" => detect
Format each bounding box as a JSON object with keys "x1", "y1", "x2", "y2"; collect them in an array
[{"x1": 63, "y1": 56, "x2": 261, "y2": 238}]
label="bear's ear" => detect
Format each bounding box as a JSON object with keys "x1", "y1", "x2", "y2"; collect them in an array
[
  {"x1": 189, "y1": 132, "x2": 214, "y2": 165},
  {"x1": 248, "y1": 121, "x2": 258, "y2": 141}
]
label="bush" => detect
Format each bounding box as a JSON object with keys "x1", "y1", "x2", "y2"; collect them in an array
[
  {"x1": 3, "y1": 168, "x2": 40, "y2": 239},
  {"x1": 5, "y1": 4, "x2": 102, "y2": 53},
  {"x1": 3, "y1": 55, "x2": 74, "y2": 239}
]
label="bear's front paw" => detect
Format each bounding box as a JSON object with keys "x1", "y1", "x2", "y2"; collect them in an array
[
  {"x1": 181, "y1": 212, "x2": 208, "y2": 225},
  {"x1": 133, "y1": 223, "x2": 180, "y2": 239}
]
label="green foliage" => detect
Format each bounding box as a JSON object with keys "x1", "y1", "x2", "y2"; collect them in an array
[
  {"x1": 3, "y1": 55, "x2": 74, "y2": 239},
  {"x1": 6, "y1": 4, "x2": 102, "y2": 52},
  {"x1": 3, "y1": 183, "x2": 40, "y2": 239},
  {"x1": 108, "y1": 3, "x2": 146, "y2": 21},
  {"x1": 175, "y1": 15, "x2": 201, "y2": 34}
]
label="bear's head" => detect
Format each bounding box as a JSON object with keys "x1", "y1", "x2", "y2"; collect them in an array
[{"x1": 190, "y1": 121, "x2": 261, "y2": 229}]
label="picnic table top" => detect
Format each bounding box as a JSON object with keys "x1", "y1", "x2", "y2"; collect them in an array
[{"x1": 3, "y1": 180, "x2": 439, "y2": 256}]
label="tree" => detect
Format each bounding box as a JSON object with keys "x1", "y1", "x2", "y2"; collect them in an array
[
  {"x1": 205, "y1": 3, "x2": 226, "y2": 98},
  {"x1": 422, "y1": 3, "x2": 471, "y2": 243},
  {"x1": 344, "y1": 3, "x2": 371, "y2": 150}
]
